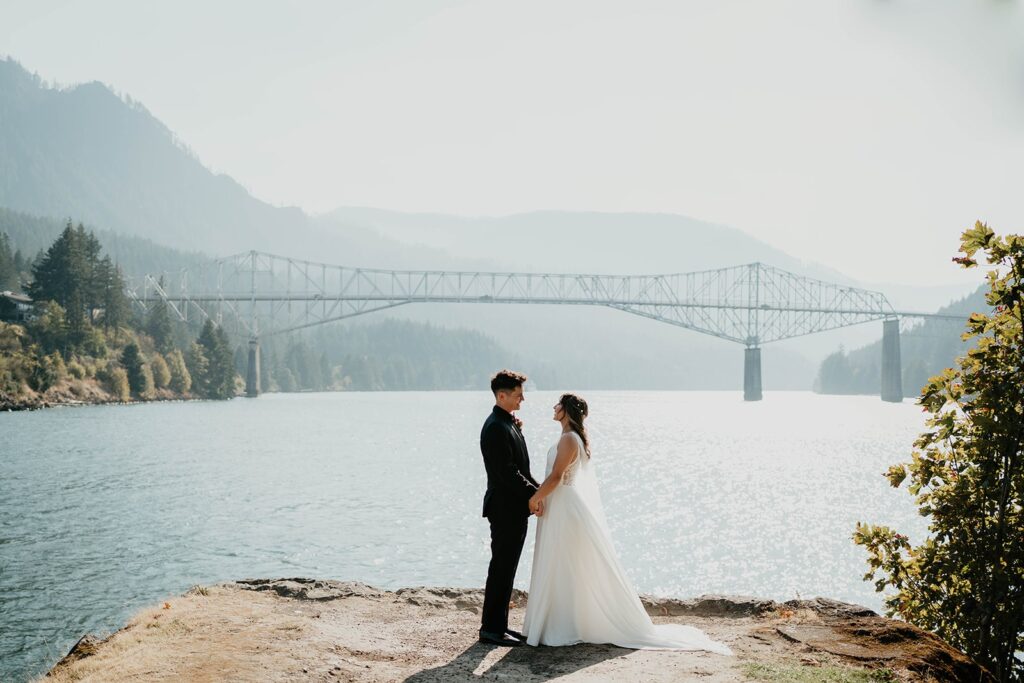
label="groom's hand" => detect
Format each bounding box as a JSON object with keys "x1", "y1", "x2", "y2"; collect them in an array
[{"x1": 529, "y1": 496, "x2": 544, "y2": 516}]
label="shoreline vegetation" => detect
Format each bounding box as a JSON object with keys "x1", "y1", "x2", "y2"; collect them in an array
[
  {"x1": 0, "y1": 222, "x2": 240, "y2": 412},
  {"x1": 0, "y1": 220, "x2": 540, "y2": 410},
  {"x1": 42, "y1": 578, "x2": 991, "y2": 683}
]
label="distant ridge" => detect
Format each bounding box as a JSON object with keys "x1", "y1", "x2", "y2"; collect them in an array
[
  {"x1": 0, "y1": 57, "x2": 859, "y2": 281},
  {"x1": 0, "y1": 57, "x2": 325, "y2": 258},
  {"x1": 0, "y1": 55, "x2": 980, "y2": 389}
]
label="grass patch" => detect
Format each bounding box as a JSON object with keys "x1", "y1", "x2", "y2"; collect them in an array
[{"x1": 742, "y1": 662, "x2": 896, "y2": 682}]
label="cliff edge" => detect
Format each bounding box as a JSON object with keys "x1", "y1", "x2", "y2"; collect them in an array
[{"x1": 44, "y1": 578, "x2": 991, "y2": 682}]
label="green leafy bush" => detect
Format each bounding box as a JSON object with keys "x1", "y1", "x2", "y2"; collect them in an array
[{"x1": 854, "y1": 223, "x2": 1024, "y2": 682}]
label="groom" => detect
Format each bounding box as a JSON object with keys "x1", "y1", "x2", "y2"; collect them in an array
[{"x1": 478, "y1": 369, "x2": 540, "y2": 647}]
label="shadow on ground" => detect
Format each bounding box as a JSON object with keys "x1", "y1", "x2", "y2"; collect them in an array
[{"x1": 403, "y1": 641, "x2": 630, "y2": 681}]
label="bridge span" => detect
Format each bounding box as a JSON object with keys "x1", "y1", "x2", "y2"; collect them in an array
[{"x1": 129, "y1": 251, "x2": 966, "y2": 402}]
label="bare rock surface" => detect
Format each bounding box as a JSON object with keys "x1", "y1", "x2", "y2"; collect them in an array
[{"x1": 43, "y1": 578, "x2": 993, "y2": 683}]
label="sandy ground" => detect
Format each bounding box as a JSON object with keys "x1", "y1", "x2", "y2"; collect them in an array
[{"x1": 43, "y1": 579, "x2": 990, "y2": 683}]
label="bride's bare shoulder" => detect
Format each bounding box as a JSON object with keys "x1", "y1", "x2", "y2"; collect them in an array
[{"x1": 557, "y1": 432, "x2": 580, "y2": 451}]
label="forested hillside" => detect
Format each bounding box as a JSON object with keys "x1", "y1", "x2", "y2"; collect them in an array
[
  {"x1": 0, "y1": 207, "x2": 210, "y2": 286},
  {"x1": 814, "y1": 286, "x2": 987, "y2": 398},
  {"x1": 252, "y1": 319, "x2": 552, "y2": 393}
]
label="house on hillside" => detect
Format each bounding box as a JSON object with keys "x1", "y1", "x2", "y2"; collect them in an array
[{"x1": 0, "y1": 291, "x2": 33, "y2": 323}]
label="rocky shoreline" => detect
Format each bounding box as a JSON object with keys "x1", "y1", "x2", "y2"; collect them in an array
[
  {"x1": 43, "y1": 578, "x2": 992, "y2": 682},
  {"x1": 0, "y1": 380, "x2": 200, "y2": 412}
]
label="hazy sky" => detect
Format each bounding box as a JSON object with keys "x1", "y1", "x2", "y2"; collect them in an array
[{"x1": 2, "y1": 1, "x2": 1022, "y2": 285}]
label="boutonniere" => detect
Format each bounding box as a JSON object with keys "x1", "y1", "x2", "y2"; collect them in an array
[{"x1": 512, "y1": 414, "x2": 523, "y2": 430}]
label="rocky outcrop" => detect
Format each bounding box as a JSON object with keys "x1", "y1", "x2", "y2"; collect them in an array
[{"x1": 45, "y1": 578, "x2": 994, "y2": 683}]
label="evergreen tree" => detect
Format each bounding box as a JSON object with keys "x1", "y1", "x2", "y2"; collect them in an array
[
  {"x1": 75, "y1": 224, "x2": 102, "y2": 320},
  {"x1": 26, "y1": 222, "x2": 129, "y2": 349},
  {"x1": 145, "y1": 276, "x2": 174, "y2": 352},
  {"x1": 121, "y1": 343, "x2": 148, "y2": 397},
  {"x1": 29, "y1": 222, "x2": 83, "y2": 311},
  {"x1": 65, "y1": 288, "x2": 87, "y2": 351},
  {"x1": 186, "y1": 341, "x2": 209, "y2": 397},
  {"x1": 13, "y1": 248, "x2": 27, "y2": 285},
  {"x1": 0, "y1": 232, "x2": 18, "y2": 290},
  {"x1": 197, "y1": 320, "x2": 235, "y2": 399},
  {"x1": 98, "y1": 256, "x2": 129, "y2": 332}
]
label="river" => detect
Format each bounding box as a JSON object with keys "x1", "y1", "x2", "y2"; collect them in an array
[{"x1": 0, "y1": 390, "x2": 929, "y2": 681}]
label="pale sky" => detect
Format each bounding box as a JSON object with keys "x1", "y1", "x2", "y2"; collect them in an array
[{"x1": 2, "y1": 0, "x2": 1022, "y2": 285}]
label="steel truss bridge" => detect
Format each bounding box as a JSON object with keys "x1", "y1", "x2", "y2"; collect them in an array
[{"x1": 128, "y1": 250, "x2": 966, "y2": 402}]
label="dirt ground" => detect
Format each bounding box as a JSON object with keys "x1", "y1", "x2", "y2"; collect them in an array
[{"x1": 43, "y1": 579, "x2": 990, "y2": 683}]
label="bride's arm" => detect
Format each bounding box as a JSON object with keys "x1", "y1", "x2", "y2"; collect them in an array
[{"x1": 529, "y1": 434, "x2": 579, "y2": 515}]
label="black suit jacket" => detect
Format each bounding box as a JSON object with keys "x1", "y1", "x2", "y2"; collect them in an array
[{"x1": 480, "y1": 405, "x2": 540, "y2": 518}]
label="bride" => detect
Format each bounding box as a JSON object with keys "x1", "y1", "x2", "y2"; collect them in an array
[{"x1": 522, "y1": 393, "x2": 733, "y2": 654}]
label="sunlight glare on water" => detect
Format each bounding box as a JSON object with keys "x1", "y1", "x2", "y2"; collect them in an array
[{"x1": 0, "y1": 390, "x2": 928, "y2": 681}]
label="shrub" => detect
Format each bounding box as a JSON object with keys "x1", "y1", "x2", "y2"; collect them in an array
[
  {"x1": 103, "y1": 366, "x2": 130, "y2": 402},
  {"x1": 31, "y1": 351, "x2": 66, "y2": 392},
  {"x1": 28, "y1": 301, "x2": 68, "y2": 356},
  {"x1": 854, "y1": 223, "x2": 1024, "y2": 682},
  {"x1": 167, "y1": 349, "x2": 191, "y2": 395},
  {"x1": 150, "y1": 353, "x2": 171, "y2": 389},
  {"x1": 66, "y1": 360, "x2": 86, "y2": 380},
  {"x1": 137, "y1": 363, "x2": 155, "y2": 399}
]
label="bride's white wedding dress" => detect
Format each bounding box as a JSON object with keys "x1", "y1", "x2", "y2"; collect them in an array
[{"x1": 522, "y1": 431, "x2": 732, "y2": 654}]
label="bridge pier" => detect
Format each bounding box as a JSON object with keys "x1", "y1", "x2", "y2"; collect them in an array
[
  {"x1": 744, "y1": 346, "x2": 762, "y2": 401},
  {"x1": 246, "y1": 337, "x2": 260, "y2": 398},
  {"x1": 881, "y1": 318, "x2": 902, "y2": 402}
]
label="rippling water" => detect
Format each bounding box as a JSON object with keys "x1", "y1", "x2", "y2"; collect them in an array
[{"x1": 0, "y1": 390, "x2": 928, "y2": 681}]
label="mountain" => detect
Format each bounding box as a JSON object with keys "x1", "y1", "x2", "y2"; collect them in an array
[
  {"x1": 0, "y1": 56, "x2": 981, "y2": 391},
  {"x1": 319, "y1": 207, "x2": 856, "y2": 279},
  {"x1": 0, "y1": 58, "x2": 394, "y2": 262}
]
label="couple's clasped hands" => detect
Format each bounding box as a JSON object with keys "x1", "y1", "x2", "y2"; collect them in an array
[{"x1": 529, "y1": 493, "x2": 545, "y2": 517}]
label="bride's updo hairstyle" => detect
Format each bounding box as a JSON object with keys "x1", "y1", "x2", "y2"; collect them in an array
[{"x1": 559, "y1": 392, "x2": 591, "y2": 458}]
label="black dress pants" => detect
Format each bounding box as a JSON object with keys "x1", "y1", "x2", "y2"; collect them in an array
[{"x1": 480, "y1": 512, "x2": 529, "y2": 634}]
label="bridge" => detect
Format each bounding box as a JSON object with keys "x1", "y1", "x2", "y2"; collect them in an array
[{"x1": 128, "y1": 251, "x2": 966, "y2": 402}]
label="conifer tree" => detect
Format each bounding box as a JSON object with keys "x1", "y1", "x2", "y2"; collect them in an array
[
  {"x1": 145, "y1": 276, "x2": 174, "y2": 353},
  {"x1": 0, "y1": 232, "x2": 18, "y2": 290},
  {"x1": 121, "y1": 342, "x2": 148, "y2": 397},
  {"x1": 186, "y1": 341, "x2": 209, "y2": 397},
  {"x1": 98, "y1": 256, "x2": 129, "y2": 332}
]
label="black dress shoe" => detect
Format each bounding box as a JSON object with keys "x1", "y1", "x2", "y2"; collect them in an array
[
  {"x1": 505, "y1": 628, "x2": 527, "y2": 641},
  {"x1": 479, "y1": 630, "x2": 523, "y2": 646}
]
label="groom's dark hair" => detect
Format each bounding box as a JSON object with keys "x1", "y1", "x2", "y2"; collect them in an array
[{"x1": 491, "y1": 369, "x2": 527, "y2": 395}]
